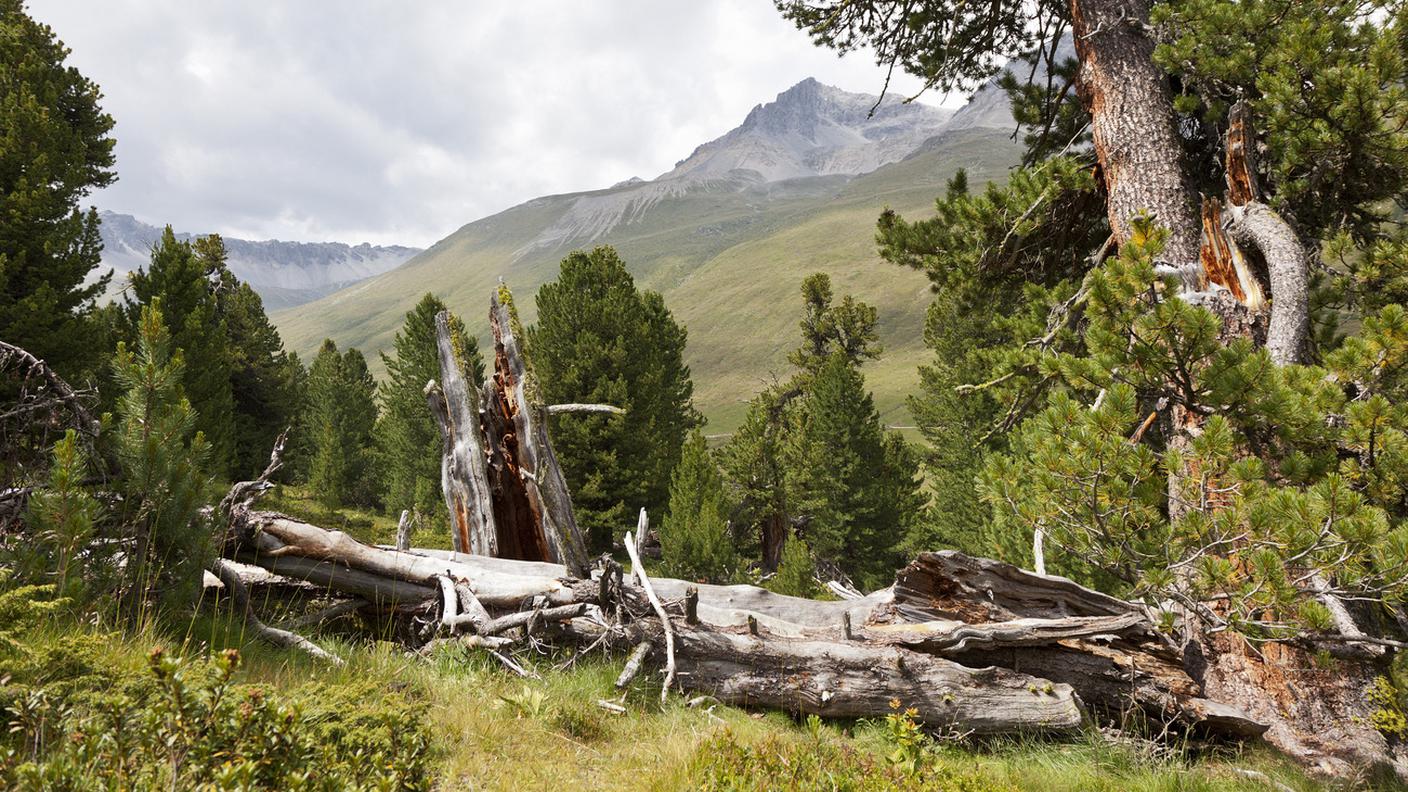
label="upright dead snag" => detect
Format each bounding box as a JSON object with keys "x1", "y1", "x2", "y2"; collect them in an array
[
  {"x1": 483, "y1": 287, "x2": 591, "y2": 576},
  {"x1": 426, "y1": 310, "x2": 497, "y2": 555}
]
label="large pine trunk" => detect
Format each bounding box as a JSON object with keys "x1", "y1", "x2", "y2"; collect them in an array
[
  {"x1": 1069, "y1": 0, "x2": 1201, "y2": 272},
  {"x1": 1063, "y1": 9, "x2": 1391, "y2": 773}
]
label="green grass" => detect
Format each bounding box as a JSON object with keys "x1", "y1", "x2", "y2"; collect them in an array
[
  {"x1": 1, "y1": 611, "x2": 1359, "y2": 791},
  {"x1": 271, "y1": 128, "x2": 1024, "y2": 436},
  {"x1": 261, "y1": 485, "x2": 454, "y2": 550}
]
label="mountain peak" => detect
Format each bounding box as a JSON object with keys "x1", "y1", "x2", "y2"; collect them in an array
[{"x1": 664, "y1": 78, "x2": 952, "y2": 183}]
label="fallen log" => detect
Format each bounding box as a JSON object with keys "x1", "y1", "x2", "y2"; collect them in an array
[
  {"x1": 209, "y1": 558, "x2": 343, "y2": 666},
  {"x1": 222, "y1": 507, "x2": 1265, "y2": 740},
  {"x1": 658, "y1": 623, "x2": 1083, "y2": 733}
]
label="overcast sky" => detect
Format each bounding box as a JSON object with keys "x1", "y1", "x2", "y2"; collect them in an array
[{"x1": 30, "y1": 2, "x2": 959, "y2": 248}]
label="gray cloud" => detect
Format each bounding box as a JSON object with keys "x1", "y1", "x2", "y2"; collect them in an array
[{"x1": 30, "y1": 1, "x2": 955, "y2": 247}]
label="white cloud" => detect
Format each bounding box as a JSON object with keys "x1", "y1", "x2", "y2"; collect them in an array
[{"x1": 29, "y1": 1, "x2": 963, "y2": 247}]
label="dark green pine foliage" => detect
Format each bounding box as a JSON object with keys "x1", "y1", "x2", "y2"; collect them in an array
[
  {"x1": 305, "y1": 340, "x2": 378, "y2": 509},
  {"x1": 720, "y1": 387, "x2": 790, "y2": 566},
  {"x1": 724, "y1": 274, "x2": 924, "y2": 587},
  {"x1": 378, "y1": 293, "x2": 483, "y2": 519},
  {"x1": 197, "y1": 236, "x2": 304, "y2": 478},
  {"x1": 786, "y1": 351, "x2": 922, "y2": 590},
  {"x1": 125, "y1": 229, "x2": 236, "y2": 477},
  {"x1": 111, "y1": 300, "x2": 212, "y2": 614},
  {"x1": 660, "y1": 431, "x2": 736, "y2": 583},
  {"x1": 0, "y1": 0, "x2": 117, "y2": 381},
  {"x1": 885, "y1": 166, "x2": 1101, "y2": 559},
  {"x1": 766, "y1": 535, "x2": 820, "y2": 599},
  {"x1": 789, "y1": 273, "x2": 881, "y2": 374},
  {"x1": 982, "y1": 224, "x2": 1408, "y2": 630},
  {"x1": 530, "y1": 246, "x2": 698, "y2": 552}
]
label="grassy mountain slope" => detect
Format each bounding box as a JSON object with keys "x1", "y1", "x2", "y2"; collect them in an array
[{"x1": 272, "y1": 127, "x2": 1022, "y2": 434}]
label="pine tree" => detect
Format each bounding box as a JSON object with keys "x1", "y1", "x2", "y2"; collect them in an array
[
  {"x1": 125, "y1": 228, "x2": 236, "y2": 477},
  {"x1": 305, "y1": 340, "x2": 378, "y2": 509},
  {"x1": 111, "y1": 300, "x2": 212, "y2": 614},
  {"x1": 721, "y1": 387, "x2": 791, "y2": 570},
  {"x1": 378, "y1": 293, "x2": 483, "y2": 519},
  {"x1": 530, "y1": 246, "x2": 698, "y2": 551},
  {"x1": 0, "y1": 0, "x2": 117, "y2": 382},
  {"x1": 660, "y1": 431, "x2": 736, "y2": 583},
  {"x1": 766, "y1": 536, "x2": 819, "y2": 598},
  {"x1": 19, "y1": 429, "x2": 101, "y2": 601},
  {"x1": 199, "y1": 235, "x2": 304, "y2": 478},
  {"x1": 722, "y1": 273, "x2": 908, "y2": 578},
  {"x1": 786, "y1": 350, "x2": 922, "y2": 590},
  {"x1": 789, "y1": 273, "x2": 881, "y2": 374}
]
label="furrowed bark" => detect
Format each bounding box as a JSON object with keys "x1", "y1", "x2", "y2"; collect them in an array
[
  {"x1": 1070, "y1": 0, "x2": 1200, "y2": 274},
  {"x1": 428, "y1": 310, "x2": 498, "y2": 555}
]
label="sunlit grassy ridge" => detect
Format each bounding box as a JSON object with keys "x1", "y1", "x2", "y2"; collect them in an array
[{"x1": 272, "y1": 128, "x2": 1022, "y2": 435}]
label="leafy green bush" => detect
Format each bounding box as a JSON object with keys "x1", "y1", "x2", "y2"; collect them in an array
[{"x1": 0, "y1": 647, "x2": 432, "y2": 791}]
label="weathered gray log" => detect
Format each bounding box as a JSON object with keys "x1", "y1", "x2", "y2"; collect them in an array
[
  {"x1": 878, "y1": 552, "x2": 1267, "y2": 737},
  {"x1": 395, "y1": 510, "x2": 413, "y2": 551},
  {"x1": 547, "y1": 403, "x2": 625, "y2": 415},
  {"x1": 616, "y1": 640, "x2": 654, "y2": 688},
  {"x1": 225, "y1": 510, "x2": 1265, "y2": 740},
  {"x1": 209, "y1": 558, "x2": 344, "y2": 666},
  {"x1": 862, "y1": 612, "x2": 1151, "y2": 653},
  {"x1": 486, "y1": 290, "x2": 590, "y2": 576},
  {"x1": 661, "y1": 624, "x2": 1082, "y2": 733},
  {"x1": 240, "y1": 553, "x2": 436, "y2": 608},
  {"x1": 882, "y1": 550, "x2": 1140, "y2": 623},
  {"x1": 427, "y1": 310, "x2": 498, "y2": 554},
  {"x1": 242, "y1": 512, "x2": 580, "y2": 607},
  {"x1": 474, "y1": 603, "x2": 587, "y2": 636}
]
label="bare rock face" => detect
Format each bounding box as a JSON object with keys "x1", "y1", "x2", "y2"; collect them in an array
[
  {"x1": 663, "y1": 78, "x2": 954, "y2": 183},
  {"x1": 95, "y1": 211, "x2": 421, "y2": 309}
]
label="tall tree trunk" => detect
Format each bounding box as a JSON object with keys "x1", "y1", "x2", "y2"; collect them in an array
[{"x1": 1070, "y1": 0, "x2": 1201, "y2": 274}]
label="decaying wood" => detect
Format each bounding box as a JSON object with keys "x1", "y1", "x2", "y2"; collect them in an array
[
  {"x1": 547, "y1": 403, "x2": 625, "y2": 415},
  {"x1": 209, "y1": 558, "x2": 344, "y2": 666},
  {"x1": 615, "y1": 640, "x2": 653, "y2": 688},
  {"x1": 1225, "y1": 201, "x2": 1310, "y2": 365},
  {"x1": 221, "y1": 504, "x2": 1270, "y2": 741},
  {"x1": 395, "y1": 510, "x2": 413, "y2": 551},
  {"x1": 1198, "y1": 198, "x2": 1266, "y2": 309},
  {"x1": 658, "y1": 623, "x2": 1082, "y2": 733},
  {"x1": 428, "y1": 310, "x2": 497, "y2": 555},
  {"x1": 483, "y1": 291, "x2": 591, "y2": 576},
  {"x1": 1218, "y1": 101, "x2": 1307, "y2": 364},
  {"x1": 626, "y1": 529, "x2": 676, "y2": 701}
]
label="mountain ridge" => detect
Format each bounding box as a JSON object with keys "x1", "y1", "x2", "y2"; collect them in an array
[
  {"x1": 273, "y1": 75, "x2": 1026, "y2": 431},
  {"x1": 96, "y1": 211, "x2": 422, "y2": 310}
]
